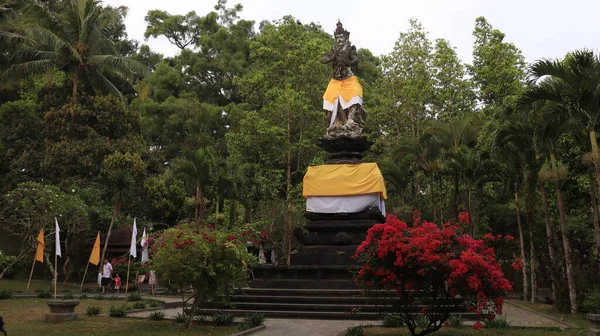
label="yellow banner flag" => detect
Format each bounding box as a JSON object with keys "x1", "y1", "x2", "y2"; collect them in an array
[
  {"x1": 35, "y1": 228, "x2": 44, "y2": 263},
  {"x1": 88, "y1": 232, "x2": 101, "y2": 266}
]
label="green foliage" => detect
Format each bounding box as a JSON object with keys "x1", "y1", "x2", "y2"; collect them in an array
[
  {"x1": 79, "y1": 293, "x2": 88, "y2": 300},
  {"x1": 213, "y1": 311, "x2": 235, "y2": 325},
  {"x1": 146, "y1": 300, "x2": 161, "y2": 308},
  {"x1": 35, "y1": 288, "x2": 52, "y2": 299},
  {"x1": 448, "y1": 314, "x2": 465, "y2": 328},
  {"x1": 195, "y1": 315, "x2": 210, "y2": 325},
  {"x1": 0, "y1": 289, "x2": 13, "y2": 300},
  {"x1": 483, "y1": 316, "x2": 511, "y2": 328},
  {"x1": 345, "y1": 325, "x2": 364, "y2": 336},
  {"x1": 238, "y1": 313, "x2": 265, "y2": 331},
  {"x1": 108, "y1": 295, "x2": 120, "y2": 301},
  {"x1": 583, "y1": 287, "x2": 600, "y2": 313},
  {"x1": 174, "y1": 312, "x2": 187, "y2": 323},
  {"x1": 132, "y1": 301, "x2": 146, "y2": 309},
  {"x1": 108, "y1": 305, "x2": 128, "y2": 317},
  {"x1": 148, "y1": 310, "x2": 165, "y2": 321},
  {"x1": 93, "y1": 295, "x2": 104, "y2": 301},
  {"x1": 62, "y1": 293, "x2": 75, "y2": 300},
  {"x1": 127, "y1": 292, "x2": 142, "y2": 302},
  {"x1": 382, "y1": 315, "x2": 404, "y2": 328},
  {"x1": 0, "y1": 251, "x2": 25, "y2": 279},
  {"x1": 86, "y1": 305, "x2": 102, "y2": 316}
]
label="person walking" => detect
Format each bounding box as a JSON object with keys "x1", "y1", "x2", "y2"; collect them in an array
[
  {"x1": 148, "y1": 270, "x2": 157, "y2": 296},
  {"x1": 101, "y1": 259, "x2": 113, "y2": 294},
  {"x1": 114, "y1": 273, "x2": 121, "y2": 295}
]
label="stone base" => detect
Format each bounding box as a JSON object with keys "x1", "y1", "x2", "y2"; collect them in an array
[
  {"x1": 317, "y1": 136, "x2": 373, "y2": 163},
  {"x1": 45, "y1": 300, "x2": 79, "y2": 323},
  {"x1": 588, "y1": 314, "x2": 600, "y2": 336}
]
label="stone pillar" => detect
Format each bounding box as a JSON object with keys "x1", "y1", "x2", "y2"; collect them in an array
[
  {"x1": 588, "y1": 314, "x2": 600, "y2": 336},
  {"x1": 45, "y1": 300, "x2": 80, "y2": 323}
]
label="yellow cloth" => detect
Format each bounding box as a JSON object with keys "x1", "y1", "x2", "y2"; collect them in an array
[
  {"x1": 88, "y1": 232, "x2": 101, "y2": 266},
  {"x1": 35, "y1": 228, "x2": 44, "y2": 263},
  {"x1": 323, "y1": 76, "x2": 363, "y2": 105},
  {"x1": 303, "y1": 163, "x2": 387, "y2": 199}
]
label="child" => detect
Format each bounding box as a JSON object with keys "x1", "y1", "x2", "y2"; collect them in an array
[
  {"x1": 148, "y1": 270, "x2": 157, "y2": 296},
  {"x1": 114, "y1": 273, "x2": 121, "y2": 295}
]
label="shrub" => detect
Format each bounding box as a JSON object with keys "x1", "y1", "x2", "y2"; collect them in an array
[
  {"x1": 0, "y1": 289, "x2": 13, "y2": 300},
  {"x1": 346, "y1": 326, "x2": 364, "y2": 336},
  {"x1": 63, "y1": 293, "x2": 75, "y2": 299},
  {"x1": 213, "y1": 311, "x2": 235, "y2": 325},
  {"x1": 353, "y1": 212, "x2": 514, "y2": 336},
  {"x1": 174, "y1": 312, "x2": 187, "y2": 323},
  {"x1": 127, "y1": 292, "x2": 142, "y2": 301},
  {"x1": 483, "y1": 316, "x2": 511, "y2": 329},
  {"x1": 108, "y1": 305, "x2": 128, "y2": 317},
  {"x1": 238, "y1": 312, "x2": 265, "y2": 330},
  {"x1": 382, "y1": 315, "x2": 403, "y2": 328},
  {"x1": 195, "y1": 315, "x2": 210, "y2": 325},
  {"x1": 147, "y1": 300, "x2": 161, "y2": 307},
  {"x1": 93, "y1": 295, "x2": 104, "y2": 301},
  {"x1": 81, "y1": 287, "x2": 91, "y2": 293},
  {"x1": 108, "y1": 295, "x2": 119, "y2": 301},
  {"x1": 149, "y1": 311, "x2": 165, "y2": 321},
  {"x1": 448, "y1": 314, "x2": 465, "y2": 328},
  {"x1": 79, "y1": 293, "x2": 88, "y2": 299},
  {"x1": 132, "y1": 301, "x2": 146, "y2": 309},
  {"x1": 86, "y1": 305, "x2": 102, "y2": 316},
  {"x1": 583, "y1": 287, "x2": 600, "y2": 313},
  {"x1": 35, "y1": 288, "x2": 52, "y2": 298}
]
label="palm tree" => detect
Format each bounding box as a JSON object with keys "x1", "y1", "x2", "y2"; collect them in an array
[
  {"x1": 174, "y1": 148, "x2": 214, "y2": 224},
  {"x1": 99, "y1": 169, "x2": 133, "y2": 271},
  {"x1": 2, "y1": 0, "x2": 148, "y2": 101}
]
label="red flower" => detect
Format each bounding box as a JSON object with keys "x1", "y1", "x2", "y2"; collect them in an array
[
  {"x1": 511, "y1": 257, "x2": 524, "y2": 271},
  {"x1": 504, "y1": 235, "x2": 515, "y2": 241},
  {"x1": 473, "y1": 320, "x2": 482, "y2": 331}
]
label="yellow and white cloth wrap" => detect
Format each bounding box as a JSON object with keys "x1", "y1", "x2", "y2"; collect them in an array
[
  {"x1": 303, "y1": 163, "x2": 387, "y2": 214},
  {"x1": 322, "y1": 76, "x2": 363, "y2": 126}
]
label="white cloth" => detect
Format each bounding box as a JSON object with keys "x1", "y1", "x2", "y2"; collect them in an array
[
  {"x1": 54, "y1": 218, "x2": 61, "y2": 257},
  {"x1": 140, "y1": 228, "x2": 149, "y2": 263},
  {"x1": 306, "y1": 193, "x2": 386, "y2": 215},
  {"x1": 102, "y1": 262, "x2": 113, "y2": 278},
  {"x1": 130, "y1": 218, "x2": 138, "y2": 258},
  {"x1": 323, "y1": 96, "x2": 364, "y2": 126},
  {"x1": 258, "y1": 247, "x2": 266, "y2": 264},
  {"x1": 97, "y1": 272, "x2": 102, "y2": 286}
]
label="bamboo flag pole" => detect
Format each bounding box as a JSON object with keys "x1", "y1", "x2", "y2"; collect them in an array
[
  {"x1": 26, "y1": 258, "x2": 36, "y2": 292},
  {"x1": 80, "y1": 263, "x2": 90, "y2": 291},
  {"x1": 125, "y1": 255, "x2": 131, "y2": 298},
  {"x1": 54, "y1": 218, "x2": 61, "y2": 300},
  {"x1": 53, "y1": 251, "x2": 58, "y2": 299},
  {"x1": 81, "y1": 232, "x2": 101, "y2": 291},
  {"x1": 125, "y1": 218, "x2": 138, "y2": 299}
]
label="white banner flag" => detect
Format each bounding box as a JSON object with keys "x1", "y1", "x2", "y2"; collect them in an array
[
  {"x1": 140, "y1": 228, "x2": 149, "y2": 263},
  {"x1": 54, "y1": 217, "x2": 61, "y2": 257},
  {"x1": 130, "y1": 218, "x2": 138, "y2": 258}
]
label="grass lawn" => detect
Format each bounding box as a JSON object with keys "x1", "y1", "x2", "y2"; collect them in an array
[
  {"x1": 510, "y1": 300, "x2": 589, "y2": 328},
  {"x1": 0, "y1": 278, "x2": 95, "y2": 293},
  {"x1": 362, "y1": 326, "x2": 587, "y2": 335},
  {"x1": 0, "y1": 298, "x2": 237, "y2": 336}
]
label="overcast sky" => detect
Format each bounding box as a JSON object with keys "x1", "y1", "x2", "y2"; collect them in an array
[{"x1": 102, "y1": 0, "x2": 599, "y2": 65}]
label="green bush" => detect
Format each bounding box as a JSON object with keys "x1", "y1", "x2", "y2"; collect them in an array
[
  {"x1": 484, "y1": 316, "x2": 511, "y2": 329},
  {"x1": 213, "y1": 311, "x2": 235, "y2": 325},
  {"x1": 79, "y1": 293, "x2": 88, "y2": 299},
  {"x1": 0, "y1": 251, "x2": 24, "y2": 278},
  {"x1": 35, "y1": 288, "x2": 52, "y2": 298},
  {"x1": 583, "y1": 287, "x2": 600, "y2": 313},
  {"x1": 81, "y1": 287, "x2": 91, "y2": 293},
  {"x1": 108, "y1": 305, "x2": 128, "y2": 317},
  {"x1": 238, "y1": 312, "x2": 265, "y2": 330},
  {"x1": 0, "y1": 289, "x2": 13, "y2": 300},
  {"x1": 108, "y1": 295, "x2": 119, "y2": 301},
  {"x1": 149, "y1": 311, "x2": 165, "y2": 321},
  {"x1": 195, "y1": 315, "x2": 210, "y2": 325},
  {"x1": 346, "y1": 326, "x2": 364, "y2": 336},
  {"x1": 132, "y1": 301, "x2": 146, "y2": 309},
  {"x1": 147, "y1": 300, "x2": 161, "y2": 307},
  {"x1": 63, "y1": 293, "x2": 75, "y2": 299},
  {"x1": 93, "y1": 294, "x2": 104, "y2": 300},
  {"x1": 174, "y1": 312, "x2": 187, "y2": 323},
  {"x1": 86, "y1": 305, "x2": 102, "y2": 316},
  {"x1": 127, "y1": 292, "x2": 142, "y2": 301},
  {"x1": 382, "y1": 315, "x2": 403, "y2": 328},
  {"x1": 448, "y1": 314, "x2": 464, "y2": 328}
]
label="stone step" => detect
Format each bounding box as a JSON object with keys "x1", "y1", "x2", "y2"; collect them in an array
[
  {"x1": 235, "y1": 288, "x2": 364, "y2": 297},
  {"x1": 250, "y1": 279, "x2": 357, "y2": 289},
  {"x1": 230, "y1": 294, "x2": 468, "y2": 306},
  {"x1": 221, "y1": 302, "x2": 468, "y2": 313},
  {"x1": 195, "y1": 308, "x2": 380, "y2": 320}
]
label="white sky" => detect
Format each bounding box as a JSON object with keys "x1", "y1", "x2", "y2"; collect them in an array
[{"x1": 103, "y1": 0, "x2": 599, "y2": 64}]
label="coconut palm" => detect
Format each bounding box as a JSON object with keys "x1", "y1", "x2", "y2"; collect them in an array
[
  {"x1": 2, "y1": 0, "x2": 148, "y2": 101},
  {"x1": 174, "y1": 147, "x2": 214, "y2": 224},
  {"x1": 99, "y1": 169, "x2": 134, "y2": 271}
]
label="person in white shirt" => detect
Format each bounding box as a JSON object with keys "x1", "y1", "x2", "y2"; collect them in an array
[{"x1": 101, "y1": 259, "x2": 113, "y2": 294}]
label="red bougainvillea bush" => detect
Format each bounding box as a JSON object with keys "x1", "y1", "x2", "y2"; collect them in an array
[{"x1": 353, "y1": 211, "x2": 516, "y2": 336}]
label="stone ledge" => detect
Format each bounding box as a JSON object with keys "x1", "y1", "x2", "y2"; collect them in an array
[{"x1": 230, "y1": 324, "x2": 266, "y2": 336}]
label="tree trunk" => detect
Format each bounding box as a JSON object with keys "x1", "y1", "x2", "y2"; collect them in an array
[
  {"x1": 99, "y1": 204, "x2": 117, "y2": 272},
  {"x1": 194, "y1": 185, "x2": 205, "y2": 224},
  {"x1": 44, "y1": 252, "x2": 56, "y2": 284},
  {"x1": 72, "y1": 71, "x2": 79, "y2": 102},
  {"x1": 526, "y1": 208, "x2": 537, "y2": 303},
  {"x1": 539, "y1": 183, "x2": 558, "y2": 305},
  {"x1": 285, "y1": 132, "x2": 293, "y2": 266},
  {"x1": 0, "y1": 252, "x2": 26, "y2": 279},
  {"x1": 589, "y1": 171, "x2": 600, "y2": 255},
  {"x1": 430, "y1": 182, "x2": 437, "y2": 223},
  {"x1": 550, "y1": 152, "x2": 578, "y2": 313},
  {"x1": 62, "y1": 255, "x2": 71, "y2": 283},
  {"x1": 514, "y1": 192, "x2": 529, "y2": 301}
]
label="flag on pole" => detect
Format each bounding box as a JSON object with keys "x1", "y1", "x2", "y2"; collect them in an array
[
  {"x1": 129, "y1": 218, "x2": 138, "y2": 258},
  {"x1": 140, "y1": 228, "x2": 149, "y2": 263},
  {"x1": 54, "y1": 218, "x2": 61, "y2": 257},
  {"x1": 89, "y1": 232, "x2": 101, "y2": 265},
  {"x1": 35, "y1": 228, "x2": 45, "y2": 263}
]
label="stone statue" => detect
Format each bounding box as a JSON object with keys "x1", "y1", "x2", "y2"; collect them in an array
[{"x1": 321, "y1": 20, "x2": 366, "y2": 139}]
